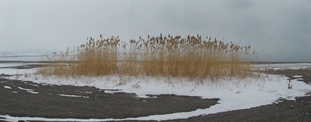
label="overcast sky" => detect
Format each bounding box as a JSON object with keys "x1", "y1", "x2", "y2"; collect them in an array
[{"x1": 1, "y1": 0, "x2": 310, "y2": 62}]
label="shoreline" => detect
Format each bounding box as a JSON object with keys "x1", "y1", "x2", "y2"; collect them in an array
[{"x1": 0, "y1": 64, "x2": 310, "y2": 122}]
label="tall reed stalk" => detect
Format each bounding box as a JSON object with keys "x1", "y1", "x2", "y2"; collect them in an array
[{"x1": 36, "y1": 34, "x2": 258, "y2": 82}]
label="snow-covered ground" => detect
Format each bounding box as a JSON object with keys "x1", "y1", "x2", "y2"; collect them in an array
[
  {"x1": 0, "y1": 63, "x2": 27, "y2": 68},
  {"x1": 253, "y1": 63, "x2": 311, "y2": 70},
  {"x1": 0, "y1": 62, "x2": 311, "y2": 121},
  {"x1": 0, "y1": 55, "x2": 48, "y2": 61}
]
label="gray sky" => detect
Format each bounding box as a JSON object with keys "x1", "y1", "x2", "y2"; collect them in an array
[{"x1": 1, "y1": 0, "x2": 310, "y2": 62}]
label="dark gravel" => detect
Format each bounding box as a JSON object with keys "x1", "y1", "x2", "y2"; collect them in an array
[{"x1": 0, "y1": 78, "x2": 218, "y2": 121}]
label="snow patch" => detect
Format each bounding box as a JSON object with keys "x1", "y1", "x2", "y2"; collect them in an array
[
  {"x1": 293, "y1": 75, "x2": 303, "y2": 78},
  {"x1": 18, "y1": 87, "x2": 39, "y2": 94},
  {"x1": 57, "y1": 94, "x2": 89, "y2": 98},
  {"x1": 4, "y1": 86, "x2": 12, "y2": 89},
  {"x1": 11, "y1": 91, "x2": 18, "y2": 94}
]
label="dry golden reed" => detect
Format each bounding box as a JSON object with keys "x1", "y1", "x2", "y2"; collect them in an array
[{"x1": 36, "y1": 34, "x2": 257, "y2": 82}]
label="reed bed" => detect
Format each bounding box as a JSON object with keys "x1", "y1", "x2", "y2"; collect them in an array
[{"x1": 36, "y1": 34, "x2": 258, "y2": 83}]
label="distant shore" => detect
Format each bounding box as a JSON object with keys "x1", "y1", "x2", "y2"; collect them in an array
[{"x1": 1, "y1": 60, "x2": 310, "y2": 64}]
